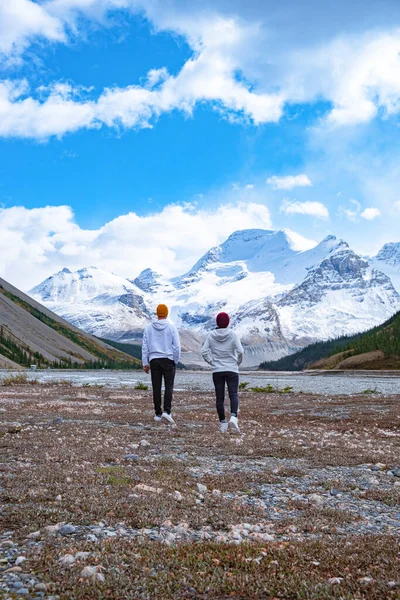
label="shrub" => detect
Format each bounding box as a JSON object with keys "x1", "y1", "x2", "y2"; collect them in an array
[
  {"x1": 239, "y1": 381, "x2": 249, "y2": 390},
  {"x1": 134, "y1": 382, "x2": 148, "y2": 390},
  {"x1": 2, "y1": 374, "x2": 37, "y2": 386}
]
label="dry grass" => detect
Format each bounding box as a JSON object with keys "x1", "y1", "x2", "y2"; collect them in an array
[{"x1": 1, "y1": 384, "x2": 400, "y2": 598}]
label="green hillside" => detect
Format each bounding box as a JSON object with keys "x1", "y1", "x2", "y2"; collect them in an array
[
  {"x1": 259, "y1": 311, "x2": 400, "y2": 371},
  {"x1": 0, "y1": 281, "x2": 141, "y2": 370}
]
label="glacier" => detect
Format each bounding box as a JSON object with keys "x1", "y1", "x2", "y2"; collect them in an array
[{"x1": 30, "y1": 229, "x2": 400, "y2": 368}]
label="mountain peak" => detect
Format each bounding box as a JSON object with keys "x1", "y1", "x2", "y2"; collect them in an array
[
  {"x1": 376, "y1": 242, "x2": 400, "y2": 266},
  {"x1": 133, "y1": 268, "x2": 163, "y2": 292}
]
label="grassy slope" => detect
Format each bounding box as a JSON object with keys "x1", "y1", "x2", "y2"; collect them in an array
[
  {"x1": 260, "y1": 310, "x2": 400, "y2": 371},
  {"x1": 0, "y1": 283, "x2": 140, "y2": 369}
]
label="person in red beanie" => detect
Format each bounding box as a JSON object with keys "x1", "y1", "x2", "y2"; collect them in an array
[{"x1": 201, "y1": 312, "x2": 244, "y2": 433}]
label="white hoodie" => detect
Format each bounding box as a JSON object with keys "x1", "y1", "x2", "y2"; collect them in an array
[
  {"x1": 142, "y1": 319, "x2": 181, "y2": 366},
  {"x1": 201, "y1": 328, "x2": 244, "y2": 373}
]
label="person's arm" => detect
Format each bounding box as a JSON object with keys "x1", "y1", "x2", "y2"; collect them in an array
[
  {"x1": 201, "y1": 335, "x2": 213, "y2": 365},
  {"x1": 234, "y1": 333, "x2": 244, "y2": 365},
  {"x1": 142, "y1": 328, "x2": 150, "y2": 373},
  {"x1": 172, "y1": 325, "x2": 181, "y2": 364}
]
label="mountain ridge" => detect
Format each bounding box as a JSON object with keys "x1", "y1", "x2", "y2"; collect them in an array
[{"x1": 28, "y1": 229, "x2": 400, "y2": 368}]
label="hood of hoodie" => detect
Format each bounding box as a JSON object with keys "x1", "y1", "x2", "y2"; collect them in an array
[
  {"x1": 152, "y1": 319, "x2": 169, "y2": 330},
  {"x1": 210, "y1": 328, "x2": 234, "y2": 343}
]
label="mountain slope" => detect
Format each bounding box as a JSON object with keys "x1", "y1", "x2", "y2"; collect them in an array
[
  {"x1": 0, "y1": 277, "x2": 140, "y2": 369},
  {"x1": 29, "y1": 229, "x2": 400, "y2": 368},
  {"x1": 370, "y1": 242, "x2": 400, "y2": 292},
  {"x1": 260, "y1": 310, "x2": 400, "y2": 371}
]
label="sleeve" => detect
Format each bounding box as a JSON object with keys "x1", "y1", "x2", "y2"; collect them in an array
[
  {"x1": 201, "y1": 335, "x2": 213, "y2": 365},
  {"x1": 234, "y1": 333, "x2": 244, "y2": 366},
  {"x1": 172, "y1": 325, "x2": 181, "y2": 364},
  {"x1": 141, "y1": 327, "x2": 149, "y2": 366}
]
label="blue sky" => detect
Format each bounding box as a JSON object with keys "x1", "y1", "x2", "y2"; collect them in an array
[{"x1": 0, "y1": 0, "x2": 400, "y2": 289}]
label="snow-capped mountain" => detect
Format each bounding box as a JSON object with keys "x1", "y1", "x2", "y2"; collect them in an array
[
  {"x1": 31, "y1": 267, "x2": 150, "y2": 342},
  {"x1": 370, "y1": 242, "x2": 400, "y2": 292},
  {"x1": 30, "y1": 230, "x2": 400, "y2": 367}
]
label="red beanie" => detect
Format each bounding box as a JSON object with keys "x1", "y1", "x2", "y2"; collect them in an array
[{"x1": 216, "y1": 312, "x2": 230, "y2": 328}]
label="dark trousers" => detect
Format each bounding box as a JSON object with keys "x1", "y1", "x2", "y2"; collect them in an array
[
  {"x1": 150, "y1": 358, "x2": 176, "y2": 416},
  {"x1": 212, "y1": 371, "x2": 239, "y2": 422}
]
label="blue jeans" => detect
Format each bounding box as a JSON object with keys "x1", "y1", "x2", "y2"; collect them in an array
[{"x1": 212, "y1": 371, "x2": 239, "y2": 421}]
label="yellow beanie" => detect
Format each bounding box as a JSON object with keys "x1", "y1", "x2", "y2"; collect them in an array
[{"x1": 156, "y1": 304, "x2": 169, "y2": 318}]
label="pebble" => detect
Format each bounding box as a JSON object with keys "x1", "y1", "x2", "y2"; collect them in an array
[
  {"x1": 174, "y1": 491, "x2": 183, "y2": 502},
  {"x1": 196, "y1": 483, "x2": 208, "y2": 494},
  {"x1": 59, "y1": 554, "x2": 75, "y2": 566},
  {"x1": 59, "y1": 524, "x2": 77, "y2": 536},
  {"x1": 34, "y1": 583, "x2": 47, "y2": 591},
  {"x1": 81, "y1": 566, "x2": 101, "y2": 578},
  {"x1": 53, "y1": 417, "x2": 63, "y2": 424},
  {"x1": 124, "y1": 454, "x2": 140, "y2": 461},
  {"x1": 15, "y1": 557, "x2": 26, "y2": 566},
  {"x1": 140, "y1": 439, "x2": 150, "y2": 447}
]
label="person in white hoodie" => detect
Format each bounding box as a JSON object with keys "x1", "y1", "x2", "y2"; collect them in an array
[
  {"x1": 201, "y1": 312, "x2": 244, "y2": 433},
  {"x1": 142, "y1": 304, "x2": 181, "y2": 424}
]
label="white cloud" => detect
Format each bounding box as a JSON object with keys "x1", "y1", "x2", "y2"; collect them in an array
[
  {"x1": 267, "y1": 174, "x2": 312, "y2": 190},
  {"x1": 0, "y1": 201, "x2": 273, "y2": 290},
  {"x1": 361, "y1": 207, "x2": 381, "y2": 220},
  {"x1": 0, "y1": 0, "x2": 65, "y2": 59},
  {"x1": 2, "y1": 2, "x2": 400, "y2": 137},
  {"x1": 280, "y1": 199, "x2": 329, "y2": 219}
]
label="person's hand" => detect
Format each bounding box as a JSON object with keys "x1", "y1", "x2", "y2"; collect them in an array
[{"x1": 143, "y1": 365, "x2": 150, "y2": 374}]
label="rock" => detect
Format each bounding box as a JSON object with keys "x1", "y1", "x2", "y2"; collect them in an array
[
  {"x1": 66, "y1": 477, "x2": 72, "y2": 483},
  {"x1": 309, "y1": 494, "x2": 324, "y2": 506},
  {"x1": 15, "y1": 557, "x2": 26, "y2": 566},
  {"x1": 59, "y1": 554, "x2": 75, "y2": 566},
  {"x1": 55, "y1": 495, "x2": 62, "y2": 502},
  {"x1": 124, "y1": 454, "x2": 140, "y2": 461},
  {"x1": 134, "y1": 484, "x2": 163, "y2": 494},
  {"x1": 27, "y1": 531, "x2": 41, "y2": 540},
  {"x1": 16, "y1": 588, "x2": 29, "y2": 595},
  {"x1": 174, "y1": 491, "x2": 183, "y2": 502},
  {"x1": 80, "y1": 566, "x2": 101, "y2": 578},
  {"x1": 53, "y1": 417, "x2": 64, "y2": 425},
  {"x1": 96, "y1": 572, "x2": 105, "y2": 583},
  {"x1": 5, "y1": 566, "x2": 22, "y2": 573},
  {"x1": 330, "y1": 489, "x2": 341, "y2": 497},
  {"x1": 359, "y1": 577, "x2": 374, "y2": 584},
  {"x1": 140, "y1": 439, "x2": 150, "y2": 447},
  {"x1": 212, "y1": 489, "x2": 221, "y2": 496},
  {"x1": 196, "y1": 483, "x2": 208, "y2": 494},
  {"x1": 328, "y1": 577, "x2": 343, "y2": 585},
  {"x1": 34, "y1": 583, "x2": 47, "y2": 591},
  {"x1": 44, "y1": 524, "x2": 61, "y2": 535},
  {"x1": 86, "y1": 534, "x2": 98, "y2": 543},
  {"x1": 59, "y1": 524, "x2": 77, "y2": 536},
  {"x1": 162, "y1": 519, "x2": 173, "y2": 529},
  {"x1": 392, "y1": 467, "x2": 400, "y2": 477},
  {"x1": 75, "y1": 552, "x2": 91, "y2": 561}
]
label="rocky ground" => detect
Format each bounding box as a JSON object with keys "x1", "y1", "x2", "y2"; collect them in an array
[{"x1": 0, "y1": 382, "x2": 399, "y2": 599}]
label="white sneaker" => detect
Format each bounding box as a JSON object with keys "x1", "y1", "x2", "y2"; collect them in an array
[
  {"x1": 228, "y1": 415, "x2": 240, "y2": 434},
  {"x1": 154, "y1": 415, "x2": 162, "y2": 422},
  {"x1": 220, "y1": 421, "x2": 229, "y2": 434},
  {"x1": 162, "y1": 412, "x2": 175, "y2": 424}
]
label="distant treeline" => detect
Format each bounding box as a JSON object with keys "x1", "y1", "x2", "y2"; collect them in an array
[{"x1": 260, "y1": 310, "x2": 400, "y2": 371}]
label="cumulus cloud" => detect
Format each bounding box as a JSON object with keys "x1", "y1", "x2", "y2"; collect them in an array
[
  {"x1": 280, "y1": 199, "x2": 329, "y2": 219},
  {"x1": 267, "y1": 174, "x2": 312, "y2": 190},
  {"x1": 2, "y1": 1, "x2": 400, "y2": 137},
  {"x1": 361, "y1": 207, "x2": 381, "y2": 220},
  {"x1": 0, "y1": 201, "x2": 273, "y2": 289}
]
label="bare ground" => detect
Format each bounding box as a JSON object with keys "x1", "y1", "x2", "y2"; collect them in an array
[{"x1": 0, "y1": 384, "x2": 399, "y2": 599}]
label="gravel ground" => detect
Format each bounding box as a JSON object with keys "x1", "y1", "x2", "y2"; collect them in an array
[{"x1": 0, "y1": 383, "x2": 399, "y2": 599}]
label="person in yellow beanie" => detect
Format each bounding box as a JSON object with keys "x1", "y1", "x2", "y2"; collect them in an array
[{"x1": 142, "y1": 304, "x2": 181, "y2": 424}]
